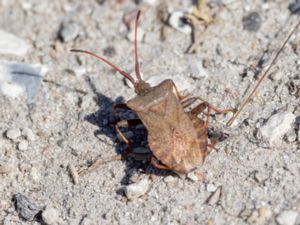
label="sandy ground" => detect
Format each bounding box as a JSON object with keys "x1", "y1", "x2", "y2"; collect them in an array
[{"x1": 0, "y1": 0, "x2": 300, "y2": 224}]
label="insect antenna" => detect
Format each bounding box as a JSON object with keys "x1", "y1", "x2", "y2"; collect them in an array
[
  {"x1": 227, "y1": 19, "x2": 300, "y2": 126},
  {"x1": 134, "y1": 10, "x2": 142, "y2": 81},
  {"x1": 70, "y1": 49, "x2": 136, "y2": 85}
]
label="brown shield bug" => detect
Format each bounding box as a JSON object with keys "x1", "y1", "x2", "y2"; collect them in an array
[{"x1": 71, "y1": 11, "x2": 300, "y2": 175}]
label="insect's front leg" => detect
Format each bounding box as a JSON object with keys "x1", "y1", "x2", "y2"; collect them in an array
[{"x1": 115, "y1": 119, "x2": 142, "y2": 152}]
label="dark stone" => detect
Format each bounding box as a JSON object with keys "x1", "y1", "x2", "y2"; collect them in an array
[{"x1": 242, "y1": 12, "x2": 262, "y2": 32}]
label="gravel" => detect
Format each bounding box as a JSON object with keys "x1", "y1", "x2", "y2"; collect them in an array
[
  {"x1": 41, "y1": 206, "x2": 60, "y2": 225},
  {"x1": 276, "y1": 210, "x2": 299, "y2": 225},
  {"x1": 6, "y1": 128, "x2": 21, "y2": 140},
  {"x1": 257, "y1": 111, "x2": 296, "y2": 145},
  {"x1": 13, "y1": 193, "x2": 41, "y2": 221},
  {"x1": 124, "y1": 178, "x2": 151, "y2": 200},
  {"x1": 0, "y1": 30, "x2": 30, "y2": 56}
]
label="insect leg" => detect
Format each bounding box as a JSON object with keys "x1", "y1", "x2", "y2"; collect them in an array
[
  {"x1": 150, "y1": 157, "x2": 173, "y2": 171},
  {"x1": 115, "y1": 119, "x2": 142, "y2": 148},
  {"x1": 78, "y1": 155, "x2": 122, "y2": 176}
]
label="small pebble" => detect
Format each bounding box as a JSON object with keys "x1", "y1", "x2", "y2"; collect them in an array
[
  {"x1": 6, "y1": 128, "x2": 21, "y2": 140},
  {"x1": 0, "y1": 61, "x2": 47, "y2": 103},
  {"x1": 286, "y1": 131, "x2": 297, "y2": 143},
  {"x1": 18, "y1": 140, "x2": 29, "y2": 151},
  {"x1": 276, "y1": 210, "x2": 298, "y2": 225},
  {"x1": 13, "y1": 193, "x2": 41, "y2": 221},
  {"x1": 124, "y1": 178, "x2": 151, "y2": 200},
  {"x1": 22, "y1": 128, "x2": 35, "y2": 142},
  {"x1": 127, "y1": 27, "x2": 144, "y2": 43},
  {"x1": 164, "y1": 175, "x2": 175, "y2": 183},
  {"x1": 142, "y1": 0, "x2": 157, "y2": 5},
  {"x1": 206, "y1": 183, "x2": 217, "y2": 192},
  {"x1": 269, "y1": 70, "x2": 283, "y2": 81},
  {"x1": 288, "y1": 1, "x2": 300, "y2": 15},
  {"x1": 29, "y1": 167, "x2": 40, "y2": 181},
  {"x1": 72, "y1": 66, "x2": 87, "y2": 78},
  {"x1": 168, "y1": 11, "x2": 192, "y2": 34},
  {"x1": 42, "y1": 207, "x2": 60, "y2": 225},
  {"x1": 68, "y1": 163, "x2": 79, "y2": 184},
  {"x1": 0, "y1": 30, "x2": 30, "y2": 56},
  {"x1": 186, "y1": 61, "x2": 208, "y2": 79},
  {"x1": 58, "y1": 22, "x2": 80, "y2": 42},
  {"x1": 206, "y1": 186, "x2": 222, "y2": 205},
  {"x1": 258, "y1": 111, "x2": 296, "y2": 145},
  {"x1": 242, "y1": 11, "x2": 262, "y2": 32},
  {"x1": 187, "y1": 171, "x2": 199, "y2": 182}
]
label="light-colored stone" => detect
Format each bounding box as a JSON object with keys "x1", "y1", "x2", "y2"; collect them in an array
[
  {"x1": 186, "y1": 61, "x2": 208, "y2": 79},
  {"x1": 164, "y1": 176, "x2": 175, "y2": 183},
  {"x1": 0, "y1": 61, "x2": 47, "y2": 103},
  {"x1": 127, "y1": 27, "x2": 144, "y2": 43},
  {"x1": 59, "y1": 22, "x2": 80, "y2": 42},
  {"x1": 0, "y1": 30, "x2": 30, "y2": 56},
  {"x1": 206, "y1": 183, "x2": 217, "y2": 192},
  {"x1": 22, "y1": 128, "x2": 35, "y2": 142},
  {"x1": 29, "y1": 167, "x2": 40, "y2": 181},
  {"x1": 187, "y1": 171, "x2": 199, "y2": 182},
  {"x1": 206, "y1": 186, "x2": 222, "y2": 205},
  {"x1": 168, "y1": 11, "x2": 192, "y2": 34},
  {"x1": 276, "y1": 210, "x2": 298, "y2": 225},
  {"x1": 42, "y1": 207, "x2": 60, "y2": 225},
  {"x1": 258, "y1": 111, "x2": 295, "y2": 145},
  {"x1": 6, "y1": 128, "x2": 21, "y2": 140},
  {"x1": 125, "y1": 178, "x2": 151, "y2": 200},
  {"x1": 18, "y1": 140, "x2": 29, "y2": 151}
]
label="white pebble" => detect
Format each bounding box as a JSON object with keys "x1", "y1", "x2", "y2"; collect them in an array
[
  {"x1": 142, "y1": 0, "x2": 157, "y2": 5},
  {"x1": 18, "y1": 140, "x2": 29, "y2": 151},
  {"x1": 0, "y1": 61, "x2": 47, "y2": 103},
  {"x1": 125, "y1": 178, "x2": 151, "y2": 200},
  {"x1": 164, "y1": 176, "x2": 175, "y2": 183},
  {"x1": 258, "y1": 111, "x2": 295, "y2": 145},
  {"x1": 186, "y1": 61, "x2": 208, "y2": 79},
  {"x1": 206, "y1": 183, "x2": 217, "y2": 192},
  {"x1": 206, "y1": 186, "x2": 222, "y2": 205},
  {"x1": 22, "y1": 128, "x2": 35, "y2": 142},
  {"x1": 168, "y1": 11, "x2": 192, "y2": 34},
  {"x1": 276, "y1": 210, "x2": 298, "y2": 225},
  {"x1": 187, "y1": 171, "x2": 199, "y2": 181},
  {"x1": 6, "y1": 128, "x2": 21, "y2": 140},
  {"x1": 127, "y1": 27, "x2": 144, "y2": 43},
  {"x1": 59, "y1": 22, "x2": 80, "y2": 42},
  {"x1": 42, "y1": 207, "x2": 60, "y2": 225},
  {"x1": 0, "y1": 30, "x2": 30, "y2": 56},
  {"x1": 29, "y1": 167, "x2": 40, "y2": 181}
]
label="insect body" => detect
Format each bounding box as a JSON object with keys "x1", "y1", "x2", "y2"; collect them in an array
[
  {"x1": 127, "y1": 79, "x2": 209, "y2": 173},
  {"x1": 72, "y1": 11, "x2": 231, "y2": 174}
]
